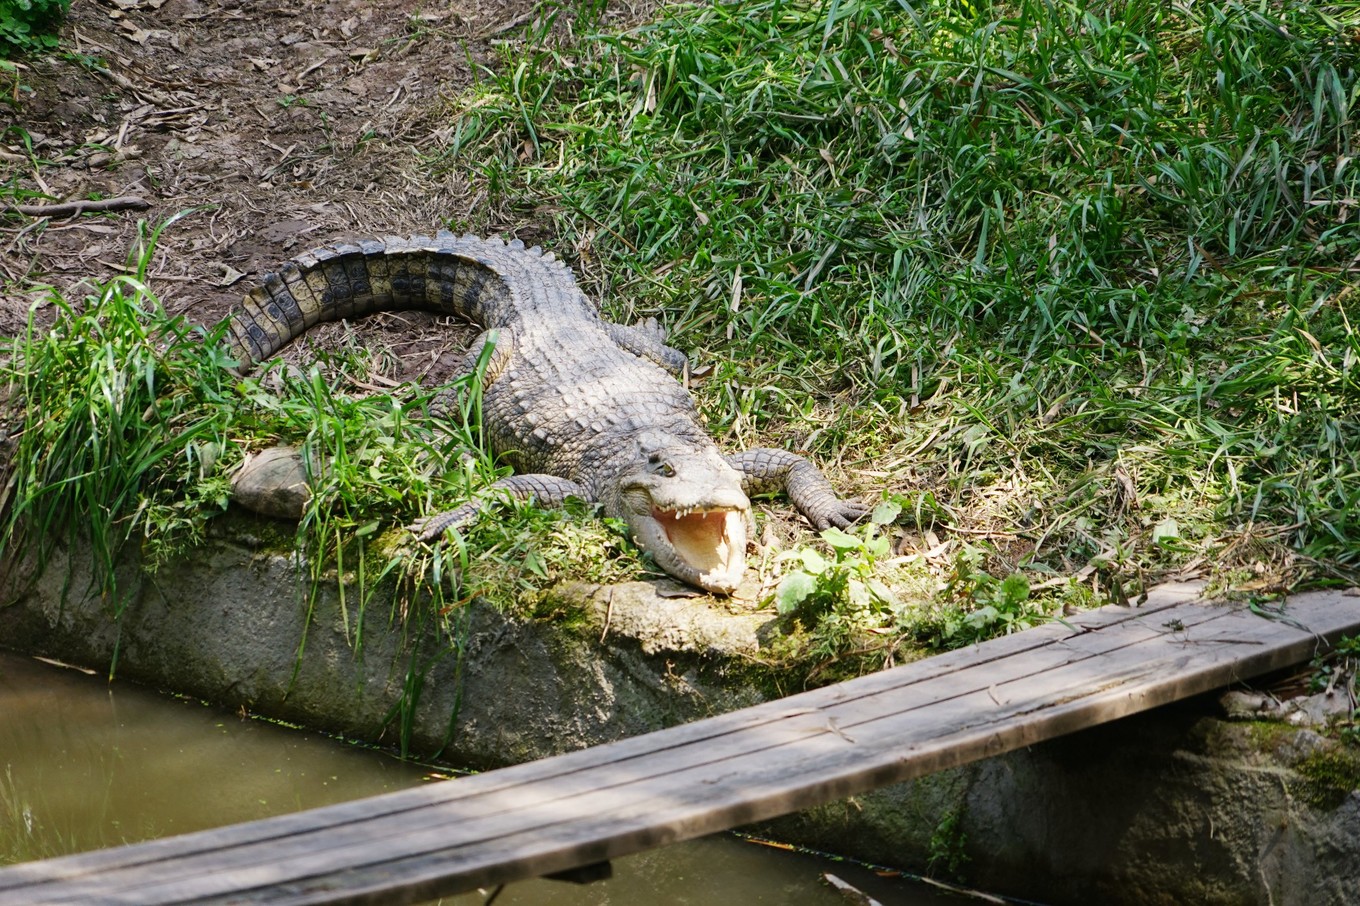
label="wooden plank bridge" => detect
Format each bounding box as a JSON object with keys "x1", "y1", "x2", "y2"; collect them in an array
[{"x1": 3, "y1": 582, "x2": 1359, "y2": 904}]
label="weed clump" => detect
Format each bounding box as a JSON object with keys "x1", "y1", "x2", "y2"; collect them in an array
[
  {"x1": 2, "y1": 222, "x2": 238, "y2": 620},
  {"x1": 1, "y1": 0, "x2": 70, "y2": 59}
]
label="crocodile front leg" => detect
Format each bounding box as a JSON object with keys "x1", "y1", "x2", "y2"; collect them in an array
[
  {"x1": 411, "y1": 473, "x2": 591, "y2": 540},
  {"x1": 604, "y1": 319, "x2": 688, "y2": 376},
  {"x1": 726, "y1": 448, "x2": 867, "y2": 530}
]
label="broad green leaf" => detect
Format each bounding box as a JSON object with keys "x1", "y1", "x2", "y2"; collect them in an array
[
  {"x1": 867, "y1": 577, "x2": 894, "y2": 604},
  {"x1": 799, "y1": 547, "x2": 829, "y2": 573},
  {"x1": 523, "y1": 549, "x2": 548, "y2": 579},
  {"x1": 966, "y1": 604, "x2": 1000, "y2": 629},
  {"x1": 871, "y1": 500, "x2": 902, "y2": 525},
  {"x1": 777, "y1": 571, "x2": 817, "y2": 613},
  {"x1": 821, "y1": 526, "x2": 861, "y2": 550}
]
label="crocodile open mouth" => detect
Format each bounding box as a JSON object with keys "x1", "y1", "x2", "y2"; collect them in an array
[{"x1": 652, "y1": 505, "x2": 746, "y2": 591}]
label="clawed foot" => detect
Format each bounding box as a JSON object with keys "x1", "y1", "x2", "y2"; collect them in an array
[
  {"x1": 807, "y1": 498, "x2": 871, "y2": 532},
  {"x1": 633, "y1": 315, "x2": 668, "y2": 342}
]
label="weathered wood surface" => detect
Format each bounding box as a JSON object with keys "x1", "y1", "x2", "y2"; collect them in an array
[{"x1": 3, "y1": 583, "x2": 1358, "y2": 905}]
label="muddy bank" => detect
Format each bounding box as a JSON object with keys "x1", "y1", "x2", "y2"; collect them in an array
[{"x1": 1, "y1": 516, "x2": 1356, "y2": 905}]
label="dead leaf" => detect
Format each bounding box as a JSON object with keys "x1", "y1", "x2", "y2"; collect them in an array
[
  {"x1": 1113, "y1": 464, "x2": 1138, "y2": 513},
  {"x1": 726, "y1": 265, "x2": 743, "y2": 341},
  {"x1": 217, "y1": 265, "x2": 247, "y2": 287}
]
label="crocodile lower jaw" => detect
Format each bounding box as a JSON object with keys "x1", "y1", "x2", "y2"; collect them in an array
[{"x1": 645, "y1": 505, "x2": 748, "y2": 594}]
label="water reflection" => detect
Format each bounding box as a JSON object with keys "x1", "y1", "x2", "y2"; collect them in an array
[
  {"x1": 0, "y1": 653, "x2": 424, "y2": 862},
  {"x1": 0, "y1": 652, "x2": 961, "y2": 904}
]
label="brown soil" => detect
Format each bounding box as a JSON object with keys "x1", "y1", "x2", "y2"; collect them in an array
[{"x1": 0, "y1": 0, "x2": 596, "y2": 381}]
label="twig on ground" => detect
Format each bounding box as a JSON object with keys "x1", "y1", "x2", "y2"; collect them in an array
[{"x1": 7, "y1": 196, "x2": 152, "y2": 219}]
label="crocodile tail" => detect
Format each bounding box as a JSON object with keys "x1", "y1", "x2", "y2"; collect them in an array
[{"x1": 224, "y1": 231, "x2": 570, "y2": 367}]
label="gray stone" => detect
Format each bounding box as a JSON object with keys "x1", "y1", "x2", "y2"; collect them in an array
[{"x1": 231, "y1": 446, "x2": 313, "y2": 521}]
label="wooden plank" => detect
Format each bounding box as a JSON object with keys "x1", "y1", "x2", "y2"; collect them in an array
[
  {"x1": 0, "y1": 583, "x2": 1208, "y2": 881},
  {"x1": 0, "y1": 583, "x2": 1215, "y2": 884},
  {"x1": 0, "y1": 584, "x2": 1327, "y2": 897},
  {"x1": 0, "y1": 584, "x2": 1332, "y2": 897},
  {"x1": 2, "y1": 585, "x2": 1357, "y2": 905}
]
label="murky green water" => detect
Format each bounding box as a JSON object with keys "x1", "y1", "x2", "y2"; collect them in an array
[{"x1": 0, "y1": 652, "x2": 962, "y2": 904}]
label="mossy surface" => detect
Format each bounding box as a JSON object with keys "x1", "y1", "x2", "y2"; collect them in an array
[{"x1": 1295, "y1": 747, "x2": 1360, "y2": 811}]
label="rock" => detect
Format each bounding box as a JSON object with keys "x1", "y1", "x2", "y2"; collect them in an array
[
  {"x1": 1284, "y1": 690, "x2": 1356, "y2": 728},
  {"x1": 232, "y1": 445, "x2": 313, "y2": 520},
  {"x1": 556, "y1": 580, "x2": 774, "y2": 656},
  {"x1": 1221, "y1": 689, "x2": 1281, "y2": 720}
]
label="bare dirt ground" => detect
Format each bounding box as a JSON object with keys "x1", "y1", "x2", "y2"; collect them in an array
[{"x1": 0, "y1": 0, "x2": 599, "y2": 380}]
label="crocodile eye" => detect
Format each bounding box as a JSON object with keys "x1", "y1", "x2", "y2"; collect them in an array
[{"x1": 642, "y1": 447, "x2": 675, "y2": 477}]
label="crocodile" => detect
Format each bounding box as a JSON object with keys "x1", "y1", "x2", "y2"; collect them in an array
[{"x1": 226, "y1": 232, "x2": 866, "y2": 594}]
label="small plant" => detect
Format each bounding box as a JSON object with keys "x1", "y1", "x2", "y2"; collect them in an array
[
  {"x1": 935, "y1": 548, "x2": 1043, "y2": 647},
  {"x1": 926, "y1": 808, "x2": 970, "y2": 881},
  {"x1": 1, "y1": 0, "x2": 70, "y2": 58},
  {"x1": 954, "y1": 563, "x2": 1035, "y2": 641},
  {"x1": 1309, "y1": 634, "x2": 1360, "y2": 694},
  {"x1": 775, "y1": 500, "x2": 902, "y2": 618}
]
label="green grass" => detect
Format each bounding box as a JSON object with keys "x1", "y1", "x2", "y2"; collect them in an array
[
  {"x1": 4, "y1": 0, "x2": 1358, "y2": 680},
  {"x1": 439, "y1": 0, "x2": 1360, "y2": 654}
]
